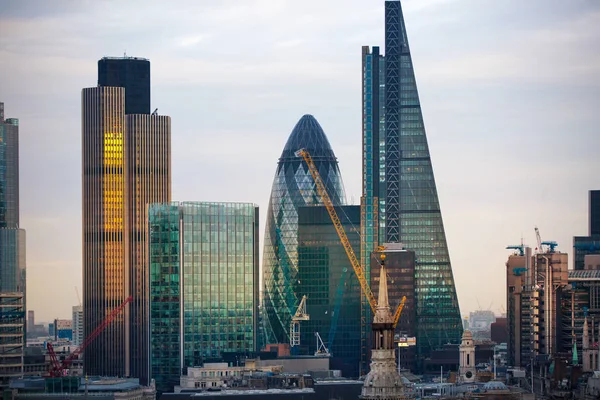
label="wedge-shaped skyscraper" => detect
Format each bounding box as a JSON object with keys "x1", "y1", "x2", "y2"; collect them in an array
[
  {"x1": 262, "y1": 115, "x2": 346, "y2": 346},
  {"x1": 363, "y1": 1, "x2": 462, "y2": 365}
]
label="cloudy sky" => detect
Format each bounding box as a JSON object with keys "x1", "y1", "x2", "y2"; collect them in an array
[{"x1": 1, "y1": 0, "x2": 598, "y2": 323}]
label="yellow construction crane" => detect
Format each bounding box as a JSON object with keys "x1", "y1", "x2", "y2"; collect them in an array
[
  {"x1": 290, "y1": 295, "x2": 309, "y2": 347},
  {"x1": 295, "y1": 149, "x2": 406, "y2": 328}
]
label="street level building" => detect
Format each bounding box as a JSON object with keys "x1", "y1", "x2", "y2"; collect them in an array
[
  {"x1": 262, "y1": 115, "x2": 346, "y2": 349},
  {"x1": 148, "y1": 202, "x2": 259, "y2": 393},
  {"x1": 82, "y1": 58, "x2": 171, "y2": 383}
]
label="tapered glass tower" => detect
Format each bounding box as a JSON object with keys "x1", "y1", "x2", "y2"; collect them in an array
[
  {"x1": 363, "y1": 1, "x2": 462, "y2": 366},
  {"x1": 262, "y1": 115, "x2": 346, "y2": 346}
]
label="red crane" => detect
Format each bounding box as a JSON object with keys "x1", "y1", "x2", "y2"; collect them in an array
[{"x1": 46, "y1": 296, "x2": 133, "y2": 377}]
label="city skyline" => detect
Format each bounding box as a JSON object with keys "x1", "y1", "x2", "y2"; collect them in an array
[{"x1": 0, "y1": 0, "x2": 598, "y2": 321}]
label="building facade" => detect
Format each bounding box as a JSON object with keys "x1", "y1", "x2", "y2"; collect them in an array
[
  {"x1": 82, "y1": 58, "x2": 171, "y2": 383},
  {"x1": 296, "y1": 205, "x2": 361, "y2": 378},
  {"x1": 361, "y1": 0, "x2": 462, "y2": 366},
  {"x1": 148, "y1": 202, "x2": 259, "y2": 393},
  {"x1": 98, "y1": 57, "x2": 151, "y2": 115},
  {"x1": 0, "y1": 102, "x2": 25, "y2": 390},
  {"x1": 0, "y1": 292, "x2": 25, "y2": 390},
  {"x1": 0, "y1": 102, "x2": 19, "y2": 228},
  {"x1": 262, "y1": 115, "x2": 346, "y2": 348},
  {"x1": 574, "y1": 190, "x2": 600, "y2": 271},
  {"x1": 72, "y1": 305, "x2": 83, "y2": 346}
]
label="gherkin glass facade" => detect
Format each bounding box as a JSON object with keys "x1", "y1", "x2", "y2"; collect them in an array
[{"x1": 262, "y1": 115, "x2": 346, "y2": 346}]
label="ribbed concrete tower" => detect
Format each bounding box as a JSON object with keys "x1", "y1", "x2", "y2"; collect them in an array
[{"x1": 361, "y1": 254, "x2": 408, "y2": 399}]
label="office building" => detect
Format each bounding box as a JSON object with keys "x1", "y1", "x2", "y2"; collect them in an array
[
  {"x1": 82, "y1": 57, "x2": 171, "y2": 383},
  {"x1": 361, "y1": 1, "x2": 462, "y2": 365},
  {"x1": 98, "y1": 57, "x2": 150, "y2": 115},
  {"x1": 0, "y1": 102, "x2": 25, "y2": 390},
  {"x1": 262, "y1": 115, "x2": 346, "y2": 348},
  {"x1": 0, "y1": 102, "x2": 19, "y2": 228},
  {"x1": 574, "y1": 190, "x2": 600, "y2": 270},
  {"x1": 591, "y1": 190, "x2": 600, "y2": 236},
  {"x1": 296, "y1": 205, "x2": 361, "y2": 378},
  {"x1": 72, "y1": 305, "x2": 83, "y2": 346},
  {"x1": 0, "y1": 292, "x2": 25, "y2": 390},
  {"x1": 148, "y1": 202, "x2": 259, "y2": 393},
  {"x1": 506, "y1": 245, "x2": 568, "y2": 367},
  {"x1": 370, "y1": 244, "x2": 416, "y2": 372}
]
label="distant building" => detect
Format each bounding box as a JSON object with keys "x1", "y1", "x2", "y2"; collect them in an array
[
  {"x1": 574, "y1": 190, "x2": 600, "y2": 270},
  {"x1": 491, "y1": 317, "x2": 508, "y2": 344},
  {"x1": 53, "y1": 319, "x2": 73, "y2": 341},
  {"x1": 72, "y1": 305, "x2": 83, "y2": 346},
  {"x1": 9, "y1": 376, "x2": 156, "y2": 400},
  {"x1": 506, "y1": 245, "x2": 569, "y2": 367},
  {"x1": 82, "y1": 57, "x2": 171, "y2": 383},
  {"x1": 175, "y1": 362, "x2": 283, "y2": 391},
  {"x1": 296, "y1": 205, "x2": 361, "y2": 378},
  {"x1": 148, "y1": 202, "x2": 259, "y2": 393},
  {"x1": 591, "y1": 190, "x2": 600, "y2": 236}
]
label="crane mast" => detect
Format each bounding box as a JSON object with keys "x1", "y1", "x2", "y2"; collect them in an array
[{"x1": 296, "y1": 149, "x2": 407, "y2": 330}]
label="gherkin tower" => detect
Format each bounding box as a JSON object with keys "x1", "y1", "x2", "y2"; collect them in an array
[
  {"x1": 363, "y1": 1, "x2": 463, "y2": 366},
  {"x1": 262, "y1": 115, "x2": 346, "y2": 345}
]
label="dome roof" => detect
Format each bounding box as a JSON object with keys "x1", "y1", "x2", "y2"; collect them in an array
[
  {"x1": 483, "y1": 381, "x2": 508, "y2": 391},
  {"x1": 280, "y1": 115, "x2": 336, "y2": 161}
]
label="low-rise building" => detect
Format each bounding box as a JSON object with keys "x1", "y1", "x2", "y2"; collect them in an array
[{"x1": 8, "y1": 376, "x2": 156, "y2": 400}]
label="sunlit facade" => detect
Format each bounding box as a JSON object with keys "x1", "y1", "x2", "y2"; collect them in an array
[
  {"x1": 149, "y1": 202, "x2": 259, "y2": 393},
  {"x1": 82, "y1": 85, "x2": 171, "y2": 381},
  {"x1": 262, "y1": 114, "x2": 346, "y2": 347}
]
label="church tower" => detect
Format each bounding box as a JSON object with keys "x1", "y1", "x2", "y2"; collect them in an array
[
  {"x1": 459, "y1": 330, "x2": 476, "y2": 382},
  {"x1": 361, "y1": 254, "x2": 409, "y2": 399}
]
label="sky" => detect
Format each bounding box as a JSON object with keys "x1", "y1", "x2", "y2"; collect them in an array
[{"x1": 0, "y1": 0, "x2": 598, "y2": 323}]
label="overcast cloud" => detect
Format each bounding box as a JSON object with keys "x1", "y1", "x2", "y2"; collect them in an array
[{"x1": 0, "y1": 0, "x2": 598, "y2": 322}]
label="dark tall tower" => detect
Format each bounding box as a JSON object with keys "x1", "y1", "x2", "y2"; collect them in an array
[
  {"x1": 83, "y1": 59, "x2": 170, "y2": 383},
  {"x1": 590, "y1": 190, "x2": 600, "y2": 236},
  {"x1": 98, "y1": 57, "x2": 151, "y2": 115},
  {"x1": 361, "y1": 1, "x2": 463, "y2": 365},
  {"x1": 574, "y1": 190, "x2": 600, "y2": 270}
]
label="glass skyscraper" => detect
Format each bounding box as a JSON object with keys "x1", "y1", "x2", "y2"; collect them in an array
[
  {"x1": 262, "y1": 115, "x2": 346, "y2": 347},
  {"x1": 148, "y1": 202, "x2": 259, "y2": 393},
  {"x1": 82, "y1": 58, "x2": 171, "y2": 383},
  {"x1": 297, "y1": 205, "x2": 361, "y2": 378},
  {"x1": 362, "y1": 1, "x2": 462, "y2": 366},
  {"x1": 0, "y1": 102, "x2": 25, "y2": 390}
]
